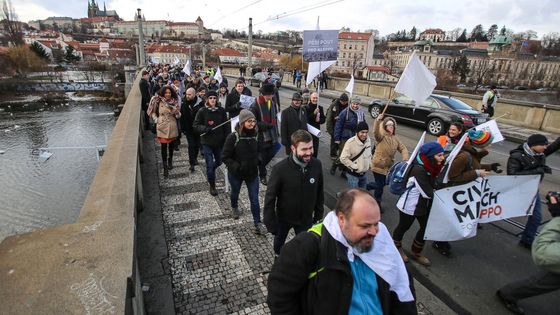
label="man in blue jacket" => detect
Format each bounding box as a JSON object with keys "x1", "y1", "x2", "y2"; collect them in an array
[{"x1": 333, "y1": 96, "x2": 366, "y2": 178}]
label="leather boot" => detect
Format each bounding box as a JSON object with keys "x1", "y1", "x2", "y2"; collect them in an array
[
  {"x1": 163, "y1": 163, "x2": 169, "y2": 178},
  {"x1": 168, "y1": 158, "x2": 173, "y2": 170},
  {"x1": 330, "y1": 162, "x2": 338, "y2": 175},
  {"x1": 209, "y1": 181, "x2": 218, "y2": 196}
]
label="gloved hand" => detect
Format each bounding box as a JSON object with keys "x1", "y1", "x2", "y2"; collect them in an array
[{"x1": 491, "y1": 163, "x2": 503, "y2": 174}]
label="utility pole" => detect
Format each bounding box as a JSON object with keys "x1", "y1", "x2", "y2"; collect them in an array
[
  {"x1": 202, "y1": 42, "x2": 206, "y2": 68},
  {"x1": 137, "y1": 8, "x2": 146, "y2": 67},
  {"x1": 248, "y1": 18, "x2": 253, "y2": 69}
]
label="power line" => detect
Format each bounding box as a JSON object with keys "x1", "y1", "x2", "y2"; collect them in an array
[
  {"x1": 207, "y1": 0, "x2": 263, "y2": 27},
  {"x1": 253, "y1": 0, "x2": 345, "y2": 26}
]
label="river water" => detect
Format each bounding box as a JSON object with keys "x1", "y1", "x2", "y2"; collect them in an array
[{"x1": 0, "y1": 100, "x2": 116, "y2": 242}]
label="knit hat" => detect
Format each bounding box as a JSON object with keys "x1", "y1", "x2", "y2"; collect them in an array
[
  {"x1": 420, "y1": 141, "x2": 444, "y2": 157},
  {"x1": 351, "y1": 96, "x2": 361, "y2": 104},
  {"x1": 340, "y1": 93, "x2": 349, "y2": 102},
  {"x1": 302, "y1": 92, "x2": 310, "y2": 100},
  {"x1": 260, "y1": 83, "x2": 275, "y2": 95},
  {"x1": 206, "y1": 90, "x2": 218, "y2": 98},
  {"x1": 356, "y1": 121, "x2": 369, "y2": 132},
  {"x1": 219, "y1": 82, "x2": 228, "y2": 88},
  {"x1": 291, "y1": 92, "x2": 303, "y2": 101},
  {"x1": 237, "y1": 77, "x2": 246, "y2": 83},
  {"x1": 527, "y1": 134, "x2": 548, "y2": 147},
  {"x1": 238, "y1": 109, "x2": 255, "y2": 125},
  {"x1": 468, "y1": 129, "x2": 493, "y2": 148}
]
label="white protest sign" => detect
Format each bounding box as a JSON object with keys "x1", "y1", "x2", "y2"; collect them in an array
[
  {"x1": 474, "y1": 119, "x2": 504, "y2": 143},
  {"x1": 424, "y1": 175, "x2": 540, "y2": 241},
  {"x1": 231, "y1": 116, "x2": 239, "y2": 133},
  {"x1": 307, "y1": 124, "x2": 322, "y2": 138},
  {"x1": 239, "y1": 95, "x2": 255, "y2": 109}
]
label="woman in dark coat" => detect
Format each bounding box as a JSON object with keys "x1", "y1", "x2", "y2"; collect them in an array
[
  {"x1": 222, "y1": 109, "x2": 267, "y2": 235},
  {"x1": 393, "y1": 142, "x2": 445, "y2": 267}
]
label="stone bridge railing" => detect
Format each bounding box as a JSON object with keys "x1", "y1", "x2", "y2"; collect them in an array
[{"x1": 0, "y1": 70, "x2": 146, "y2": 314}]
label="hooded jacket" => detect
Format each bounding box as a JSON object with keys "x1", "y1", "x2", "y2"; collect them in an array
[
  {"x1": 371, "y1": 117, "x2": 409, "y2": 175},
  {"x1": 448, "y1": 142, "x2": 492, "y2": 185},
  {"x1": 222, "y1": 125, "x2": 259, "y2": 181}
]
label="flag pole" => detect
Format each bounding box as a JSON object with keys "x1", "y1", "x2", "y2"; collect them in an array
[{"x1": 200, "y1": 118, "x2": 232, "y2": 137}]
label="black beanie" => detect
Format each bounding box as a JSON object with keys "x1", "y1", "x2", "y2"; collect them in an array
[
  {"x1": 527, "y1": 134, "x2": 548, "y2": 147},
  {"x1": 340, "y1": 93, "x2": 349, "y2": 102},
  {"x1": 356, "y1": 121, "x2": 369, "y2": 132}
]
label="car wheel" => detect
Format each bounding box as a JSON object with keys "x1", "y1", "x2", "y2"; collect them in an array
[
  {"x1": 427, "y1": 118, "x2": 444, "y2": 135},
  {"x1": 369, "y1": 104, "x2": 381, "y2": 119}
]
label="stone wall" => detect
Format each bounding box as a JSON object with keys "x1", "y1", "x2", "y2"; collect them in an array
[{"x1": 0, "y1": 72, "x2": 146, "y2": 314}]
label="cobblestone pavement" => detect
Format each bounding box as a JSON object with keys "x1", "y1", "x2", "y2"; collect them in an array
[{"x1": 155, "y1": 143, "x2": 283, "y2": 314}]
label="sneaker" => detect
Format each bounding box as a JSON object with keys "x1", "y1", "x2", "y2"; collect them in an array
[
  {"x1": 412, "y1": 254, "x2": 431, "y2": 267},
  {"x1": 254, "y1": 223, "x2": 268, "y2": 235},
  {"x1": 398, "y1": 247, "x2": 409, "y2": 263},
  {"x1": 496, "y1": 290, "x2": 525, "y2": 315},
  {"x1": 189, "y1": 165, "x2": 195, "y2": 173},
  {"x1": 232, "y1": 208, "x2": 240, "y2": 220},
  {"x1": 432, "y1": 241, "x2": 451, "y2": 257}
]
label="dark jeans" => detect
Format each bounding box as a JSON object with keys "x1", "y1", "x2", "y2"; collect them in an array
[
  {"x1": 499, "y1": 270, "x2": 560, "y2": 302},
  {"x1": 202, "y1": 144, "x2": 222, "y2": 183},
  {"x1": 393, "y1": 211, "x2": 429, "y2": 245},
  {"x1": 258, "y1": 142, "x2": 275, "y2": 179},
  {"x1": 228, "y1": 174, "x2": 261, "y2": 225},
  {"x1": 366, "y1": 172, "x2": 387, "y2": 202},
  {"x1": 161, "y1": 140, "x2": 175, "y2": 164},
  {"x1": 312, "y1": 135, "x2": 319, "y2": 158},
  {"x1": 347, "y1": 173, "x2": 367, "y2": 189},
  {"x1": 274, "y1": 221, "x2": 311, "y2": 255},
  {"x1": 185, "y1": 132, "x2": 201, "y2": 166},
  {"x1": 521, "y1": 194, "x2": 542, "y2": 245}
]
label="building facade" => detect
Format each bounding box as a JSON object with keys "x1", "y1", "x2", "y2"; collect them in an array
[
  {"x1": 332, "y1": 32, "x2": 375, "y2": 74},
  {"x1": 419, "y1": 29, "x2": 445, "y2": 42}
]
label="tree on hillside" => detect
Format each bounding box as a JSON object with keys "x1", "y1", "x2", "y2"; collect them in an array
[
  {"x1": 278, "y1": 54, "x2": 308, "y2": 72},
  {"x1": 542, "y1": 32, "x2": 560, "y2": 56},
  {"x1": 409, "y1": 26, "x2": 417, "y2": 41},
  {"x1": 487, "y1": 24, "x2": 498, "y2": 40},
  {"x1": 452, "y1": 55, "x2": 470, "y2": 82},
  {"x1": 1, "y1": 0, "x2": 24, "y2": 46},
  {"x1": 469, "y1": 24, "x2": 487, "y2": 41},
  {"x1": 471, "y1": 59, "x2": 493, "y2": 93},
  {"x1": 7, "y1": 46, "x2": 46, "y2": 77},
  {"x1": 457, "y1": 29, "x2": 468, "y2": 42},
  {"x1": 29, "y1": 42, "x2": 50, "y2": 60},
  {"x1": 64, "y1": 45, "x2": 81, "y2": 63}
]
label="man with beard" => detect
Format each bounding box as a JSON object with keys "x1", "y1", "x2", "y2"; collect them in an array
[
  {"x1": 180, "y1": 87, "x2": 205, "y2": 172},
  {"x1": 305, "y1": 92, "x2": 326, "y2": 158},
  {"x1": 340, "y1": 122, "x2": 372, "y2": 189},
  {"x1": 280, "y1": 93, "x2": 307, "y2": 155},
  {"x1": 267, "y1": 189, "x2": 417, "y2": 314},
  {"x1": 264, "y1": 130, "x2": 324, "y2": 256}
]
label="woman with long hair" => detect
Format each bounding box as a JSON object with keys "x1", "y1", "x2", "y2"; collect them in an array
[
  {"x1": 393, "y1": 142, "x2": 445, "y2": 267},
  {"x1": 147, "y1": 85, "x2": 181, "y2": 178}
]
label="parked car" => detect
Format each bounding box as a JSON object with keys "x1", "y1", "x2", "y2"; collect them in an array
[
  {"x1": 250, "y1": 72, "x2": 281, "y2": 87},
  {"x1": 368, "y1": 94, "x2": 488, "y2": 135},
  {"x1": 513, "y1": 86, "x2": 528, "y2": 90}
]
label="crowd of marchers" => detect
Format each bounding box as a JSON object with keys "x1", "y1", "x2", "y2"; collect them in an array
[{"x1": 139, "y1": 62, "x2": 560, "y2": 315}]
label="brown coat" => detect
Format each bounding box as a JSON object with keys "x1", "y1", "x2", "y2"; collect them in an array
[
  {"x1": 371, "y1": 117, "x2": 409, "y2": 175},
  {"x1": 448, "y1": 142, "x2": 491, "y2": 185},
  {"x1": 148, "y1": 97, "x2": 181, "y2": 139}
]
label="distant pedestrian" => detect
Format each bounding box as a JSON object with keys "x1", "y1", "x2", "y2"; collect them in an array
[
  {"x1": 250, "y1": 83, "x2": 280, "y2": 186},
  {"x1": 278, "y1": 68, "x2": 284, "y2": 83},
  {"x1": 292, "y1": 68, "x2": 296, "y2": 85},
  {"x1": 367, "y1": 113, "x2": 409, "y2": 208},
  {"x1": 222, "y1": 109, "x2": 267, "y2": 234},
  {"x1": 333, "y1": 96, "x2": 366, "y2": 178},
  {"x1": 305, "y1": 92, "x2": 326, "y2": 158},
  {"x1": 295, "y1": 70, "x2": 302, "y2": 89},
  {"x1": 147, "y1": 85, "x2": 181, "y2": 178},
  {"x1": 393, "y1": 142, "x2": 445, "y2": 267},
  {"x1": 139, "y1": 70, "x2": 152, "y2": 131},
  {"x1": 193, "y1": 90, "x2": 230, "y2": 196},
  {"x1": 264, "y1": 130, "x2": 324, "y2": 255},
  {"x1": 339, "y1": 121, "x2": 372, "y2": 189},
  {"x1": 482, "y1": 85, "x2": 500, "y2": 117},
  {"x1": 280, "y1": 92, "x2": 307, "y2": 155},
  {"x1": 497, "y1": 192, "x2": 560, "y2": 315}
]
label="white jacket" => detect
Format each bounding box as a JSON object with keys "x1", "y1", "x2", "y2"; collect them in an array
[{"x1": 340, "y1": 135, "x2": 372, "y2": 174}]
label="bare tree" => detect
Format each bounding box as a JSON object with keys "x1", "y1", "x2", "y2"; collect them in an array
[
  {"x1": 1, "y1": 0, "x2": 24, "y2": 46},
  {"x1": 470, "y1": 58, "x2": 493, "y2": 93}
]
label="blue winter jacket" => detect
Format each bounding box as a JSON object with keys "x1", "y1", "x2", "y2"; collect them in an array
[{"x1": 334, "y1": 107, "x2": 365, "y2": 142}]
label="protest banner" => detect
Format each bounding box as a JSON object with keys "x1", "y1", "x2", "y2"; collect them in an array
[
  {"x1": 474, "y1": 119, "x2": 504, "y2": 143},
  {"x1": 239, "y1": 95, "x2": 255, "y2": 109},
  {"x1": 424, "y1": 175, "x2": 541, "y2": 241},
  {"x1": 303, "y1": 30, "x2": 339, "y2": 62}
]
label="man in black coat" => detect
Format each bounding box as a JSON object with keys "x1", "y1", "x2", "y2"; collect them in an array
[
  {"x1": 267, "y1": 189, "x2": 417, "y2": 314},
  {"x1": 507, "y1": 134, "x2": 560, "y2": 248},
  {"x1": 264, "y1": 130, "x2": 324, "y2": 255},
  {"x1": 305, "y1": 92, "x2": 326, "y2": 158},
  {"x1": 280, "y1": 93, "x2": 307, "y2": 155},
  {"x1": 139, "y1": 70, "x2": 152, "y2": 130},
  {"x1": 180, "y1": 87, "x2": 205, "y2": 172}
]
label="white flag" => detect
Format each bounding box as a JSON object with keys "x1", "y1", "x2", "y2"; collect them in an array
[
  {"x1": 442, "y1": 133, "x2": 469, "y2": 184},
  {"x1": 214, "y1": 67, "x2": 223, "y2": 84},
  {"x1": 345, "y1": 75, "x2": 355, "y2": 95},
  {"x1": 306, "y1": 60, "x2": 336, "y2": 86},
  {"x1": 394, "y1": 52, "x2": 436, "y2": 107},
  {"x1": 475, "y1": 119, "x2": 504, "y2": 143},
  {"x1": 182, "y1": 60, "x2": 192, "y2": 76}
]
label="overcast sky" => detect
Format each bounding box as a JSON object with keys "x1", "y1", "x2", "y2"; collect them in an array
[{"x1": 14, "y1": 0, "x2": 559, "y2": 38}]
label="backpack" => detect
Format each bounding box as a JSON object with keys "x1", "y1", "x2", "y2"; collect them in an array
[{"x1": 387, "y1": 161, "x2": 411, "y2": 195}]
